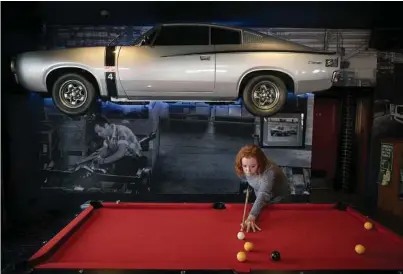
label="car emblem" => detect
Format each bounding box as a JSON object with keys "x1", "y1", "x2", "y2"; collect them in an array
[{"x1": 308, "y1": 61, "x2": 322, "y2": 64}]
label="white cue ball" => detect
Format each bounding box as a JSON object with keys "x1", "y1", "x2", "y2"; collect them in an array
[{"x1": 237, "y1": 232, "x2": 245, "y2": 240}]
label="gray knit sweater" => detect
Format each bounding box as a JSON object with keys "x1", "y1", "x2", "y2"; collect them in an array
[{"x1": 242, "y1": 166, "x2": 288, "y2": 218}]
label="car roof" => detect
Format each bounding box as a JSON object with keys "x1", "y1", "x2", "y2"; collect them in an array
[
  {"x1": 156, "y1": 23, "x2": 281, "y2": 38},
  {"x1": 154, "y1": 22, "x2": 324, "y2": 52},
  {"x1": 156, "y1": 23, "x2": 290, "y2": 40},
  {"x1": 159, "y1": 22, "x2": 243, "y2": 31}
]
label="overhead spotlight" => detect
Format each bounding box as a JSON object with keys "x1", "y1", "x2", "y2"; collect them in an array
[{"x1": 100, "y1": 9, "x2": 110, "y2": 19}]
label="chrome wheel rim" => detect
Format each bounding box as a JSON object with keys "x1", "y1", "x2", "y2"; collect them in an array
[
  {"x1": 59, "y1": 80, "x2": 88, "y2": 109},
  {"x1": 251, "y1": 81, "x2": 280, "y2": 110}
]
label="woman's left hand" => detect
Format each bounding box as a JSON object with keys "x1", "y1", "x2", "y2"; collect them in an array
[{"x1": 241, "y1": 215, "x2": 261, "y2": 233}]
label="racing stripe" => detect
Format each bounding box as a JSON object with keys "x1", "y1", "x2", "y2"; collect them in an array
[
  {"x1": 104, "y1": 46, "x2": 118, "y2": 97},
  {"x1": 161, "y1": 49, "x2": 336, "y2": 58}
]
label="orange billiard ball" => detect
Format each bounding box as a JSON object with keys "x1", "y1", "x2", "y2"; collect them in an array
[
  {"x1": 237, "y1": 251, "x2": 247, "y2": 262},
  {"x1": 355, "y1": 244, "x2": 365, "y2": 254},
  {"x1": 244, "y1": 242, "x2": 254, "y2": 252},
  {"x1": 364, "y1": 222, "x2": 373, "y2": 230}
]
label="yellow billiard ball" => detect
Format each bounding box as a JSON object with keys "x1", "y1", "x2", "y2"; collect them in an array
[
  {"x1": 244, "y1": 242, "x2": 254, "y2": 252},
  {"x1": 237, "y1": 251, "x2": 247, "y2": 262},
  {"x1": 355, "y1": 244, "x2": 365, "y2": 254},
  {"x1": 364, "y1": 221, "x2": 373, "y2": 230}
]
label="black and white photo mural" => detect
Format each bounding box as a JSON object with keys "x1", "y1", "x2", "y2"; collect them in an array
[{"x1": 40, "y1": 100, "x2": 160, "y2": 194}]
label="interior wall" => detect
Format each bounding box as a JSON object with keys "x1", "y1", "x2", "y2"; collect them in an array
[
  {"x1": 2, "y1": 20, "x2": 44, "y2": 225},
  {"x1": 311, "y1": 93, "x2": 342, "y2": 183},
  {"x1": 366, "y1": 62, "x2": 403, "y2": 210}
]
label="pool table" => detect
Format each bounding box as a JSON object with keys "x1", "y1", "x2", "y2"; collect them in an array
[{"x1": 26, "y1": 201, "x2": 403, "y2": 273}]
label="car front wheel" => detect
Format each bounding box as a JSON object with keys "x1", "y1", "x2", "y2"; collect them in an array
[
  {"x1": 242, "y1": 75, "x2": 287, "y2": 117},
  {"x1": 51, "y1": 73, "x2": 96, "y2": 116}
]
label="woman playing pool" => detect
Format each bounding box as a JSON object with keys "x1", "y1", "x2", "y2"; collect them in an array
[{"x1": 235, "y1": 144, "x2": 289, "y2": 233}]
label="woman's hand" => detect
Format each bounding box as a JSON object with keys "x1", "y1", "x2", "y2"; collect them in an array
[{"x1": 240, "y1": 215, "x2": 261, "y2": 233}]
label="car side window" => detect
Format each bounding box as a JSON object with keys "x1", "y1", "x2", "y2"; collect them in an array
[
  {"x1": 211, "y1": 27, "x2": 242, "y2": 45},
  {"x1": 153, "y1": 26, "x2": 209, "y2": 46}
]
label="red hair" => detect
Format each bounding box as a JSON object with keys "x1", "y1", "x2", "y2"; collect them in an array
[{"x1": 234, "y1": 144, "x2": 272, "y2": 177}]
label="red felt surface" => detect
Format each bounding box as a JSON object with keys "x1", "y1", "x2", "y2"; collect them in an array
[{"x1": 30, "y1": 203, "x2": 403, "y2": 272}]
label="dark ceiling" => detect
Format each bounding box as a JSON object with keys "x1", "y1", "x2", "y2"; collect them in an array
[{"x1": 2, "y1": 1, "x2": 403, "y2": 29}]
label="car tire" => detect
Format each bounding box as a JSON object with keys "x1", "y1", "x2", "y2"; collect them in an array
[
  {"x1": 51, "y1": 73, "x2": 97, "y2": 116},
  {"x1": 242, "y1": 75, "x2": 287, "y2": 117}
]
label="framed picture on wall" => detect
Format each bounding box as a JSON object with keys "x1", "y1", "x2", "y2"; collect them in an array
[
  {"x1": 378, "y1": 142, "x2": 394, "y2": 186},
  {"x1": 261, "y1": 113, "x2": 305, "y2": 148}
]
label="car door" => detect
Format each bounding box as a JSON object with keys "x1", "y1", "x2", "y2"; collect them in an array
[
  {"x1": 117, "y1": 25, "x2": 216, "y2": 99},
  {"x1": 210, "y1": 26, "x2": 243, "y2": 98}
]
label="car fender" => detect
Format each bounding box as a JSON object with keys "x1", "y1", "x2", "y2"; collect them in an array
[
  {"x1": 236, "y1": 66, "x2": 297, "y2": 94},
  {"x1": 43, "y1": 63, "x2": 105, "y2": 96}
]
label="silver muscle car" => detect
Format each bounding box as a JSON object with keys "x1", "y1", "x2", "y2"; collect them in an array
[{"x1": 11, "y1": 23, "x2": 340, "y2": 117}]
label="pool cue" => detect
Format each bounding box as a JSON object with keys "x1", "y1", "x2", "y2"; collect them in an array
[{"x1": 241, "y1": 187, "x2": 250, "y2": 231}]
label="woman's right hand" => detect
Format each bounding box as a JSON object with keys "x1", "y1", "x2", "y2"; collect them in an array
[{"x1": 240, "y1": 215, "x2": 261, "y2": 233}]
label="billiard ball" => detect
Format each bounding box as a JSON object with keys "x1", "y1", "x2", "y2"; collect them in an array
[
  {"x1": 244, "y1": 242, "x2": 254, "y2": 252},
  {"x1": 355, "y1": 244, "x2": 365, "y2": 254},
  {"x1": 237, "y1": 251, "x2": 247, "y2": 262},
  {"x1": 271, "y1": 251, "x2": 281, "y2": 261},
  {"x1": 364, "y1": 221, "x2": 373, "y2": 230},
  {"x1": 237, "y1": 231, "x2": 245, "y2": 240}
]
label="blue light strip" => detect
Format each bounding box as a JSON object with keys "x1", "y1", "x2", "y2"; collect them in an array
[{"x1": 35, "y1": 91, "x2": 313, "y2": 112}]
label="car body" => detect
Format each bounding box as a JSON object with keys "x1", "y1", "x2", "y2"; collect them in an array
[{"x1": 11, "y1": 23, "x2": 340, "y2": 117}]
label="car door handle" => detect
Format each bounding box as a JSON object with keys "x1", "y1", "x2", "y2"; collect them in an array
[{"x1": 200, "y1": 55, "x2": 211, "y2": 61}]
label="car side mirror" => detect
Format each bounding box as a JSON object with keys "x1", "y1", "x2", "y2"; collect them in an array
[{"x1": 140, "y1": 36, "x2": 150, "y2": 46}]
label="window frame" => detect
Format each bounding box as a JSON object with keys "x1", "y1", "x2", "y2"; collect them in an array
[
  {"x1": 147, "y1": 25, "x2": 245, "y2": 47},
  {"x1": 151, "y1": 25, "x2": 211, "y2": 47},
  {"x1": 210, "y1": 26, "x2": 243, "y2": 46}
]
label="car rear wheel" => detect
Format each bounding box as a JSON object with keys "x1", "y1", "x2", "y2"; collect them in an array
[
  {"x1": 51, "y1": 73, "x2": 96, "y2": 116},
  {"x1": 242, "y1": 75, "x2": 287, "y2": 117}
]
